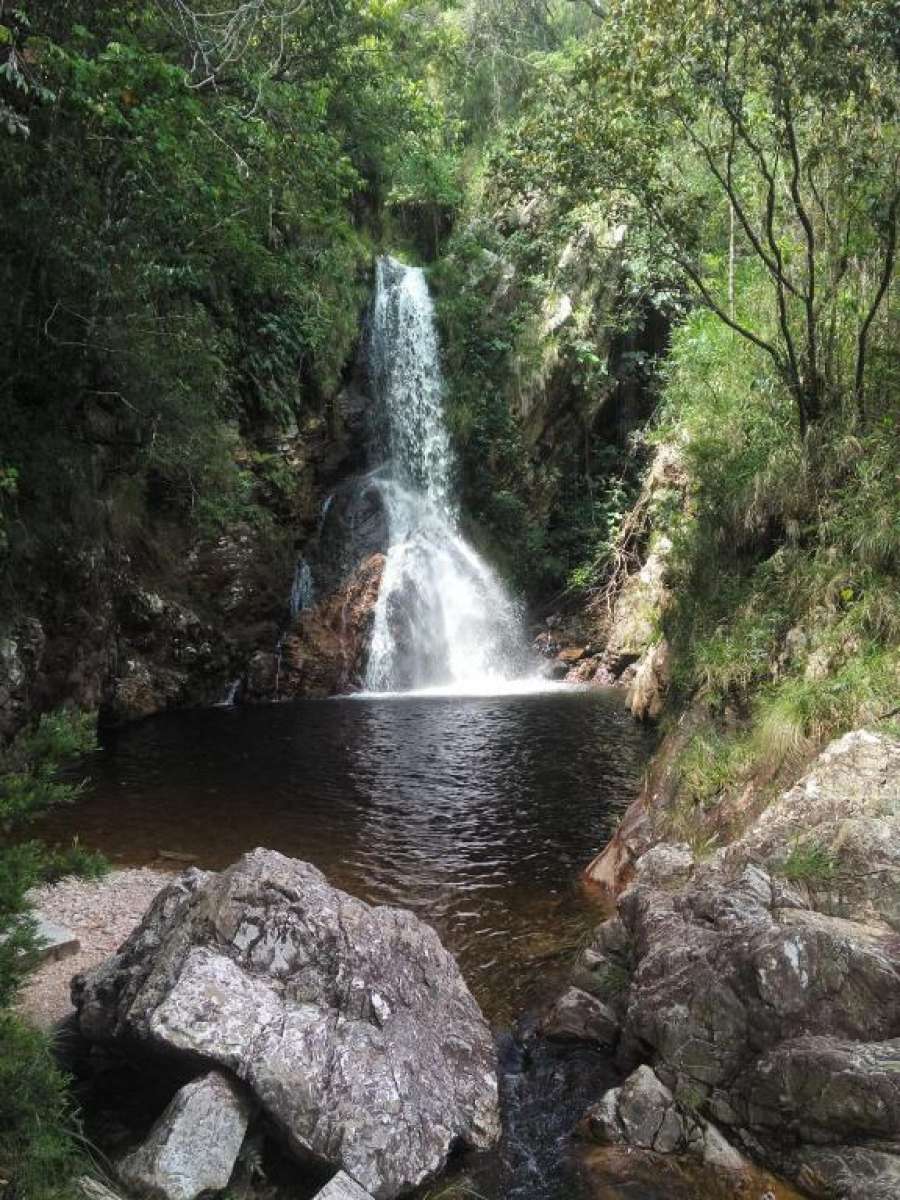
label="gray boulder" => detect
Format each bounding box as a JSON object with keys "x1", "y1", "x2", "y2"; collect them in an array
[
  {"x1": 314, "y1": 1172, "x2": 375, "y2": 1200},
  {"x1": 727, "y1": 728, "x2": 900, "y2": 931},
  {"x1": 582, "y1": 1065, "x2": 749, "y2": 1170},
  {"x1": 602, "y1": 856, "x2": 900, "y2": 1194},
  {"x1": 118, "y1": 1072, "x2": 251, "y2": 1200},
  {"x1": 539, "y1": 987, "x2": 619, "y2": 1047},
  {"x1": 73, "y1": 849, "x2": 499, "y2": 1200}
]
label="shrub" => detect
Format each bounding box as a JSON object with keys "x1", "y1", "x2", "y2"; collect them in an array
[{"x1": 0, "y1": 709, "x2": 103, "y2": 1198}]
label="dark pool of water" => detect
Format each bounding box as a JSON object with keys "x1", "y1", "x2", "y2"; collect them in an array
[
  {"x1": 43, "y1": 687, "x2": 661, "y2": 1200},
  {"x1": 45, "y1": 688, "x2": 653, "y2": 1024}
]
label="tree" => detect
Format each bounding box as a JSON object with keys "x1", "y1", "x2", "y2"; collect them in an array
[{"x1": 497, "y1": 0, "x2": 899, "y2": 434}]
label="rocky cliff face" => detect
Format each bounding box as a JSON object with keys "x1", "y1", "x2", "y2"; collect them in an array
[
  {"x1": 570, "y1": 730, "x2": 900, "y2": 1198},
  {"x1": 530, "y1": 443, "x2": 684, "y2": 706},
  {"x1": 1, "y1": 360, "x2": 377, "y2": 736}
]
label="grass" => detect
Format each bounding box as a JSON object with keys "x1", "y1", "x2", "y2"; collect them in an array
[
  {"x1": 775, "y1": 841, "x2": 839, "y2": 885},
  {"x1": 594, "y1": 962, "x2": 631, "y2": 999},
  {"x1": 0, "y1": 1016, "x2": 90, "y2": 1200},
  {"x1": 675, "y1": 731, "x2": 751, "y2": 811},
  {"x1": 629, "y1": 290, "x2": 900, "y2": 851}
]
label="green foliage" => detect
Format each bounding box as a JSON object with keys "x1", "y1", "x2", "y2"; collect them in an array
[
  {"x1": 0, "y1": 710, "x2": 103, "y2": 1199},
  {"x1": 591, "y1": 961, "x2": 631, "y2": 1001},
  {"x1": 0, "y1": 1015, "x2": 88, "y2": 1200},
  {"x1": 676, "y1": 731, "x2": 750, "y2": 811},
  {"x1": 490, "y1": 0, "x2": 898, "y2": 433},
  {"x1": 0, "y1": 709, "x2": 99, "y2": 1006},
  {"x1": 776, "y1": 841, "x2": 839, "y2": 885},
  {"x1": 0, "y1": 1, "x2": 456, "y2": 605}
]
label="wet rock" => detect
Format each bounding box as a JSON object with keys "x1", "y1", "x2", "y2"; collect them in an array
[
  {"x1": 276, "y1": 553, "x2": 385, "y2": 698},
  {"x1": 73, "y1": 849, "x2": 500, "y2": 1200},
  {"x1": 565, "y1": 655, "x2": 602, "y2": 684},
  {"x1": 540, "y1": 987, "x2": 619, "y2": 1047},
  {"x1": 118, "y1": 1072, "x2": 252, "y2": 1200},
  {"x1": 244, "y1": 649, "x2": 278, "y2": 700},
  {"x1": 312, "y1": 479, "x2": 389, "y2": 600},
  {"x1": 557, "y1": 645, "x2": 586, "y2": 665}
]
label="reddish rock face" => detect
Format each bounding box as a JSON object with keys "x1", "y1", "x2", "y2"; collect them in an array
[{"x1": 277, "y1": 553, "x2": 385, "y2": 698}]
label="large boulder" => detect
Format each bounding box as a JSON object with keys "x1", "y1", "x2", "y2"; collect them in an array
[
  {"x1": 591, "y1": 857, "x2": 900, "y2": 1194},
  {"x1": 118, "y1": 1071, "x2": 252, "y2": 1200},
  {"x1": 73, "y1": 849, "x2": 499, "y2": 1200}
]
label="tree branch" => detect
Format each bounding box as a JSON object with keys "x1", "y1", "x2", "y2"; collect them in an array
[{"x1": 855, "y1": 187, "x2": 899, "y2": 420}]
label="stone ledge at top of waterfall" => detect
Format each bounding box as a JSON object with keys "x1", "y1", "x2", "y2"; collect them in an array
[
  {"x1": 341, "y1": 255, "x2": 567, "y2": 699},
  {"x1": 71, "y1": 848, "x2": 500, "y2": 1200}
]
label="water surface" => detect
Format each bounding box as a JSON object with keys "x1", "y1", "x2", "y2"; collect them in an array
[{"x1": 46, "y1": 688, "x2": 652, "y2": 1023}]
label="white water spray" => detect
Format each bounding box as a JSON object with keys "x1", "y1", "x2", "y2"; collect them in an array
[{"x1": 363, "y1": 257, "x2": 535, "y2": 694}]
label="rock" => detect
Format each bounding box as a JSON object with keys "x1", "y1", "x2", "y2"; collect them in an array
[
  {"x1": 592, "y1": 446, "x2": 686, "y2": 684},
  {"x1": 74, "y1": 849, "x2": 500, "y2": 1200},
  {"x1": 628, "y1": 639, "x2": 671, "y2": 721},
  {"x1": 737, "y1": 1035, "x2": 900, "y2": 1144},
  {"x1": 581, "y1": 1065, "x2": 749, "y2": 1170},
  {"x1": 0, "y1": 618, "x2": 45, "y2": 741},
  {"x1": 275, "y1": 553, "x2": 385, "y2": 698},
  {"x1": 101, "y1": 657, "x2": 187, "y2": 727},
  {"x1": 78, "y1": 1178, "x2": 126, "y2": 1200},
  {"x1": 727, "y1": 729, "x2": 900, "y2": 931},
  {"x1": 557, "y1": 645, "x2": 586, "y2": 664},
  {"x1": 33, "y1": 915, "x2": 80, "y2": 964},
  {"x1": 588, "y1": 852, "x2": 900, "y2": 1192},
  {"x1": 118, "y1": 1072, "x2": 252, "y2": 1200},
  {"x1": 565, "y1": 655, "x2": 602, "y2": 684},
  {"x1": 789, "y1": 1144, "x2": 900, "y2": 1200},
  {"x1": 540, "y1": 987, "x2": 619, "y2": 1046},
  {"x1": 314, "y1": 1172, "x2": 375, "y2": 1200},
  {"x1": 632, "y1": 842, "x2": 694, "y2": 889}
]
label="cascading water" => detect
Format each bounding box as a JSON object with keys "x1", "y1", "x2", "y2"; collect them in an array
[
  {"x1": 363, "y1": 257, "x2": 531, "y2": 694},
  {"x1": 289, "y1": 556, "x2": 315, "y2": 619}
]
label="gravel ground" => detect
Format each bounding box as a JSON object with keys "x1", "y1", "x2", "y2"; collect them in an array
[{"x1": 18, "y1": 868, "x2": 174, "y2": 1030}]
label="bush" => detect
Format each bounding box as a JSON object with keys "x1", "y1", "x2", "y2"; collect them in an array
[
  {"x1": 0, "y1": 709, "x2": 103, "y2": 1198},
  {"x1": 0, "y1": 1016, "x2": 88, "y2": 1200}
]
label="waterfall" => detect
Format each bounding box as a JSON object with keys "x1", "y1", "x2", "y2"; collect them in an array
[
  {"x1": 363, "y1": 257, "x2": 531, "y2": 694},
  {"x1": 289, "y1": 557, "x2": 315, "y2": 620}
]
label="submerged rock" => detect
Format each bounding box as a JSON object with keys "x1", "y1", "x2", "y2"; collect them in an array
[
  {"x1": 73, "y1": 849, "x2": 499, "y2": 1199},
  {"x1": 118, "y1": 1071, "x2": 252, "y2": 1200}
]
